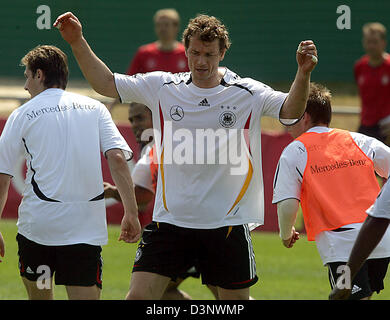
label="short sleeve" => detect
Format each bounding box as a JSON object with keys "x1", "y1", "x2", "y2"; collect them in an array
[
  {"x1": 114, "y1": 71, "x2": 164, "y2": 112},
  {"x1": 366, "y1": 179, "x2": 390, "y2": 220},
  {"x1": 259, "y1": 86, "x2": 288, "y2": 119},
  {"x1": 272, "y1": 141, "x2": 306, "y2": 203},
  {"x1": 98, "y1": 104, "x2": 133, "y2": 160},
  {"x1": 0, "y1": 111, "x2": 24, "y2": 177},
  {"x1": 350, "y1": 131, "x2": 390, "y2": 178},
  {"x1": 132, "y1": 151, "x2": 155, "y2": 194}
]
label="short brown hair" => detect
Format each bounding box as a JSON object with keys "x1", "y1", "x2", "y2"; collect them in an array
[
  {"x1": 21, "y1": 45, "x2": 68, "y2": 89},
  {"x1": 182, "y1": 14, "x2": 231, "y2": 52},
  {"x1": 362, "y1": 22, "x2": 387, "y2": 40},
  {"x1": 154, "y1": 8, "x2": 180, "y2": 26},
  {"x1": 305, "y1": 83, "x2": 332, "y2": 126}
]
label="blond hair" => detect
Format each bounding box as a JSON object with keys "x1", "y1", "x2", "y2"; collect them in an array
[
  {"x1": 154, "y1": 8, "x2": 180, "y2": 26},
  {"x1": 362, "y1": 22, "x2": 387, "y2": 40}
]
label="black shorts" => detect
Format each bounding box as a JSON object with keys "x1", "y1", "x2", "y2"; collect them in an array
[
  {"x1": 133, "y1": 222, "x2": 258, "y2": 289},
  {"x1": 328, "y1": 258, "x2": 390, "y2": 300},
  {"x1": 17, "y1": 233, "x2": 103, "y2": 289}
]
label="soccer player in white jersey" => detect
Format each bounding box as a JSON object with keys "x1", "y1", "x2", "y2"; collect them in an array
[
  {"x1": 54, "y1": 12, "x2": 318, "y2": 300},
  {"x1": 273, "y1": 83, "x2": 390, "y2": 300},
  {"x1": 0, "y1": 45, "x2": 141, "y2": 300}
]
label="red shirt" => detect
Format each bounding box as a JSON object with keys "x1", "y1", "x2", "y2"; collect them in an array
[
  {"x1": 354, "y1": 54, "x2": 390, "y2": 126},
  {"x1": 126, "y1": 42, "x2": 189, "y2": 75}
]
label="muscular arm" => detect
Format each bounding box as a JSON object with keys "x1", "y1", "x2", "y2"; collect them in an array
[
  {"x1": 329, "y1": 216, "x2": 390, "y2": 300},
  {"x1": 54, "y1": 12, "x2": 118, "y2": 98},
  {"x1": 0, "y1": 174, "x2": 11, "y2": 261},
  {"x1": 280, "y1": 41, "x2": 318, "y2": 120},
  {"x1": 347, "y1": 216, "x2": 389, "y2": 281},
  {"x1": 106, "y1": 149, "x2": 141, "y2": 243}
]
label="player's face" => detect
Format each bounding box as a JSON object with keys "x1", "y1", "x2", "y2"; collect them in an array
[
  {"x1": 128, "y1": 104, "x2": 153, "y2": 143},
  {"x1": 363, "y1": 32, "x2": 386, "y2": 59},
  {"x1": 186, "y1": 36, "x2": 226, "y2": 88},
  {"x1": 23, "y1": 67, "x2": 45, "y2": 98},
  {"x1": 155, "y1": 16, "x2": 178, "y2": 42}
]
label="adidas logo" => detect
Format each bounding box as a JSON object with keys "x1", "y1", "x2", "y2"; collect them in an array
[
  {"x1": 26, "y1": 266, "x2": 34, "y2": 274},
  {"x1": 198, "y1": 98, "x2": 210, "y2": 107},
  {"x1": 352, "y1": 284, "x2": 362, "y2": 295}
]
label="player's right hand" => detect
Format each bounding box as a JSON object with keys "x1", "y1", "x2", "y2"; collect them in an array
[
  {"x1": 53, "y1": 12, "x2": 83, "y2": 45},
  {"x1": 282, "y1": 227, "x2": 300, "y2": 248}
]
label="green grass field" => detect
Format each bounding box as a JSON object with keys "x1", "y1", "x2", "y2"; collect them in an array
[{"x1": 1, "y1": 218, "x2": 389, "y2": 300}]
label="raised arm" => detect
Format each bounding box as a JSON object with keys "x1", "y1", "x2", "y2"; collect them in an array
[
  {"x1": 280, "y1": 40, "x2": 318, "y2": 120},
  {"x1": 54, "y1": 12, "x2": 118, "y2": 98},
  {"x1": 0, "y1": 174, "x2": 11, "y2": 262},
  {"x1": 106, "y1": 149, "x2": 141, "y2": 243}
]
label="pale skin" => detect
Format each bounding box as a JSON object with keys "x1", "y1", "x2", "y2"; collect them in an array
[
  {"x1": 362, "y1": 31, "x2": 388, "y2": 67},
  {"x1": 54, "y1": 11, "x2": 318, "y2": 300}
]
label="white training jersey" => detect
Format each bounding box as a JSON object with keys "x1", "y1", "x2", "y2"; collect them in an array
[
  {"x1": 272, "y1": 126, "x2": 390, "y2": 264},
  {"x1": 0, "y1": 88, "x2": 132, "y2": 246},
  {"x1": 132, "y1": 143, "x2": 155, "y2": 194},
  {"x1": 115, "y1": 68, "x2": 288, "y2": 229},
  {"x1": 367, "y1": 179, "x2": 390, "y2": 220}
]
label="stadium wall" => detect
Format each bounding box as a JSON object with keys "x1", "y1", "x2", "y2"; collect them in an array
[{"x1": 1, "y1": 0, "x2": 389, "y2": 84}]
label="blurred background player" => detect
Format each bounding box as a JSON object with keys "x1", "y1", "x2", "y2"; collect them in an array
[
  {"x1": 0, "y1": 45, "x2": 140, "y2": 300},
  {"x1": 273, "y1": 82, "x2": 390, "y2": 300},
  {"x1": 108, "y1": 8, "x2": 189, "y2": 112},
  {"x1": 104, "y1": 102, "x2": 219, "y2": 299},
  {"x1": 355, "y1": 22, "x2": 390, "y2": 144}
]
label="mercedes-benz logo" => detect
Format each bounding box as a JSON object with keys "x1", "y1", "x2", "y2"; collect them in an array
[{"x1": 170, "y1": 105, "x2": 184, "y2": 121}]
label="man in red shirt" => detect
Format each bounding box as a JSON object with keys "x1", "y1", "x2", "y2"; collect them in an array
[
  {"x1": 109, "y1": 8, "x2": 189, "y2": 111},
  {"x1": 355, "y1": 22, "x2": 390, "y2": 144},
  {"x1": 127, "y1": 8, "x2": 188, "y2": 75}
]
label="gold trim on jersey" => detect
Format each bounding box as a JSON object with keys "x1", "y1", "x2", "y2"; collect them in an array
[{"x1": 226, "y1": 158, "x2": 253, "y2": 215}]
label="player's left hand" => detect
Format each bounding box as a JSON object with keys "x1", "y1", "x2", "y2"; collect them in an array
[{"x1": 296, "y1": 40, "x2": 318, "y2": 74}]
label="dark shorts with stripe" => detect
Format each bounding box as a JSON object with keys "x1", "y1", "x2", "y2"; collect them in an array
[
  {"x1": 328, "y1": 258, "x2": 390, "y2": 300},
  {"x1": 133, "y1": 222, "x2": 258, "y2": 289},
  {"x1": 17, "y1": 233, "x2": 103, "y2": 289}
]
